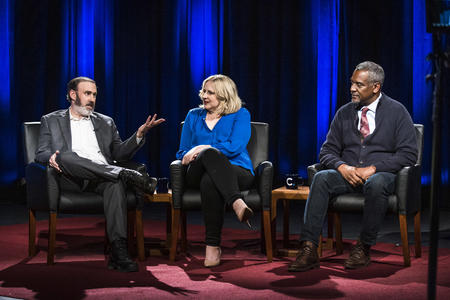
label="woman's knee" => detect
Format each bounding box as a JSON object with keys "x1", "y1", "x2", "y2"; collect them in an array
[{"x1": 197, "y1": 147, "x2": 222, "y2": 161}]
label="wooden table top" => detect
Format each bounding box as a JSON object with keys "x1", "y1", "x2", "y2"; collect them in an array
[
  {"x1": 145, "y1": 190, "x2": 172, "y2": 203},
  {"x1": 272, "y1": 186, "x2": 309, "y2": 200}
]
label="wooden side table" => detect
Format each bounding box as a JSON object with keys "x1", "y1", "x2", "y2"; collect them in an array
[
  {"x1": 271, "y1": 186, "x2": 333, "y2": 256},
  {"x1": 144, "y1": 191, "x2": 173, "y2": 255}
]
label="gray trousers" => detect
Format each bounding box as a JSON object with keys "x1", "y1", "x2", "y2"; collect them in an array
[{"x1": 56, "y1": 152, "x2": 127, "y2": 242}]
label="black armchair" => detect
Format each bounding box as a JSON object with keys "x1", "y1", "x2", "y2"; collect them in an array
[
  {"x1": 307, "y1": 124, "x2": 424, "y2": 266},
  {"x1": 23, "y1": 122, "x2": 146, "y2": 264},
  {"x1": 169, "y1": 122, "x2": 274, "y2": 262}
]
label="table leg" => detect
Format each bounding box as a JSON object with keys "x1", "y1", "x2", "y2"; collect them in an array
[
  {"x1": 283, "y1": 199, "x2": 290, "y2": 248},
  {"x1": 271, "y1": 196, "x2": 278, "y2": 254},
  {"x1": 166, "y1": 204, "x2": 172, "y2": 248}
]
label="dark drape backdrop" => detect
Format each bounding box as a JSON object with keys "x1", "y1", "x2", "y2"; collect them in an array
[{"x1": 1, "y1": 0, "x2": 448, "y2": 202}]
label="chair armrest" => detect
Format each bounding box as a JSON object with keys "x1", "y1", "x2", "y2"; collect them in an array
[
  {"x1": 25, "y1": 163, "x2": 60, "y2": 212},
  {"x1": 396, "y1": 164, "x2": 421, "y2": 215},
  {"x1": 255, "y1": 161, "x2": 273, "y2": 210},
  {"x1": 307, "y1": 163, "x2": 326, "y2": 185},
  {"x1": 170, "y1": 160, "x2": 187, "y2": 209}
]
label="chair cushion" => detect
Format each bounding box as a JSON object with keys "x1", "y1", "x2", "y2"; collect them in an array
[
  {"x1": 329, "y1": 193, "x2": 398, "y2": 214},
  {"x1": 181, "y1": 188, "x2": 262, "y2": 211},
  {"x1": 58, "y1": 190, "x2": 137, "y2": 214}
]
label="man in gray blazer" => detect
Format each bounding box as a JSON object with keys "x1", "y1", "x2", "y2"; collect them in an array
[{"x1": 35, "y1": 76, "x2": 165, "y2": 272}]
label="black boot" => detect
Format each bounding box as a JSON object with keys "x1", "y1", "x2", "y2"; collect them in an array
[
  {"x1": 288, "y1": 240, "x2": 320, "y2": 272},
  {"x1": 344, "y1": 240, "x2": 371, "y2": 269},
  {"x1": 119, "y1": 169, "x2": 157, "y2": 194},
  {"x1": 108, "y1": 238, "x2": 139, "y2": 272}
]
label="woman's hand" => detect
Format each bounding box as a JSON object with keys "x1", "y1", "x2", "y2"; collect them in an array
[{"x1": 182, "y1": 145, "x2": 211, "y2": 165}]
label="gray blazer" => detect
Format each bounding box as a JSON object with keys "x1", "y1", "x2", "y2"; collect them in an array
[{"x1": 35, "y1": 109, "x2": 144, "y2": 165}]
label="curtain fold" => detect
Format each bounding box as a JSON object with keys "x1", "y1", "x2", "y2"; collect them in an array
[{"x1": 0, "y1": 0, "x2": 445, "y2": 193}]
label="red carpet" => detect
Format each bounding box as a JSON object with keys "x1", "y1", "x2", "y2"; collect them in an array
[{"x1": 0, "y1": 217, "x2": 449, "y2": 299}]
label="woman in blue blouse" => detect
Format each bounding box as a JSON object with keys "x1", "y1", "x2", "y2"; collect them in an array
[{"x1": 176, "y1": 74, "x2": 254, "y2": 267}]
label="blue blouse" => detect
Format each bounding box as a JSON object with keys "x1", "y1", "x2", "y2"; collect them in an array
[{"x1": 176, "y1": 107, "x2": 254, "y2": 174}]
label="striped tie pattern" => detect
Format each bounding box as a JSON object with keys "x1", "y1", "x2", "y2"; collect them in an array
[{"x1": 360, "y1": 107, "x2": 370, "y2": 138}]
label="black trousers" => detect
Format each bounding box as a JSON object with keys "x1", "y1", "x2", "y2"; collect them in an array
[
  {"x1": 56, "y1": 152, "x2": 128, "y2": 242},
  {"x1": 185, "y1": 148, "x2": 254, "y2": 246}
]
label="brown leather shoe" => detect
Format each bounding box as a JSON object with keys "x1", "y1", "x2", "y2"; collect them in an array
[
  {"x1": 344, "y1": 240, "x2": 371, "y2": 269},
  {"x1": 288, "y1": 241, "x2": 319, "y2": 272}
]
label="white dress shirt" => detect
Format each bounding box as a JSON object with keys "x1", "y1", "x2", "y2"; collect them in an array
[
  {"x1": 357, "y1": 93, "x2": 381, "y2": 135},
  {"x1": 69, "y1": 110, "x2": 109, "y2": 165}
]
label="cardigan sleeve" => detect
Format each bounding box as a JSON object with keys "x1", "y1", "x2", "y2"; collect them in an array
[
  {"x1": 319, "y1": 109, "x2": 347, "y2": 169},
  {"x1": 372, "y1": 106, "x2": 418, "y2": 173}
]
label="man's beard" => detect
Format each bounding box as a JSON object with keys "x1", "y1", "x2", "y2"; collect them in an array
[{"x1": 73, "y1": 94, "x2": 95, "y2": 117}]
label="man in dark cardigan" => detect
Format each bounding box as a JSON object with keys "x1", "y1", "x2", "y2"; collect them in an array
[{"x1": 289, "y1": 61, "x2": 418, "y2": 272}]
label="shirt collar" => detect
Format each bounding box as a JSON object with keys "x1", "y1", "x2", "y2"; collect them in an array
[{"x1": 361, "y1": 93, "x2": 381, "y2": 113}]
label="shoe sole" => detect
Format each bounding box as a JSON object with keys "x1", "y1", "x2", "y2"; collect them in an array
[
  {"x1": 204, "y1": 260, "x2": 221, "y2": 268},
  {"x1": 108, "y1": 260, "x2": 139, "y2": 272},
  {"x1": 240, "y1": 207, "x2": 254, "y2": 223},
  {"x1": 288, "y1": 262, "x2": 320, "y2": 272},
  {"x1": 344, "y1": 260, "x2": 370, "y2": 269}
]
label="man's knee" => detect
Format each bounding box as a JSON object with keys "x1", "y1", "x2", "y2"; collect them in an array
[
  {"x1": 56, "y1": 151, "x2": 79, "y2": 167},
  {"x1": 311, "y1": 169, "x2": 339, "y2": 187},
  {"x1": 364, "y1": 173, "x2": 395, "y2": 194}
]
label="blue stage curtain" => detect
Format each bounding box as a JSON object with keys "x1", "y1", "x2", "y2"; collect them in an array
[
  {"x1": 0, "y1": 0, "x2": 447, "y2": 195},
  {"x1": 0, "y1": 0, "x2": 15, "y2": 184}
]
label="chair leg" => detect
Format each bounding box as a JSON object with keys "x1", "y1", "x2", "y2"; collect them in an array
[
  {"x1": 169, "y1": 208, "x2": 181, "y2": 261},
  {"x1": 166, "y1": 204, "x2": 172, "y2": 248},
  {"x1": 262, "y1": 210, "x2": 273, "y2": 262},
  {"x1": 47, "y1": 212, "x2": 57, "y2": 265},
  {"x1": 104, "y1": 224, "x2": 110, "y2": 255},
  {"x1": 318, "y1": 234, "x2": 323, "y2": 257},
  {"x1": 181, "y1": 211, "x2": 187, "y2": 252},
  {"x1": 127, "y1": 210, "x2": 136, "y2": 253},
  {"x1": 260, "y1": 211, "x2": 265, "y2": 253},
  {"x1": 399, "y1": 214, "x2": 411, "y2": 267},
  {"x1": 414, "y1": 211, "x2": 421, "y2": 258},
  {"x1": 135, "y1": 209, "x2": 145, "y2": 261},
  {"x1": 334, "y1": 213, "x2": 343, "y2": 255},
  {"x1": 28, "y1": 209, "x2": 37, "y2": 257}
]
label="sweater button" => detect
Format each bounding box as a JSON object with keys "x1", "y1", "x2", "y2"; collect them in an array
[
  {"x1": 362, "y1": 145, "x2": 366, "y2": 149},
  {"x1": 359, "y1": 160, "x2": 363, "y2": 164}
]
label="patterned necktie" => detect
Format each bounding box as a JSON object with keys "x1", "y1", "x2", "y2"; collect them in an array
[{"x1": 360, "y1": 107, "x2": 370, "y2": 138}]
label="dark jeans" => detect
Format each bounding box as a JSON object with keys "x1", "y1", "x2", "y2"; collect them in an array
[
  {"x1": 301, "y1": 169, "x2": 396, "y2": 246},
  {"x1": 56, "y1": 151, "x2": 128, "y2": 242},
  {"x1": 186, "y1": 148, "x2": 254, "y2": 246}
]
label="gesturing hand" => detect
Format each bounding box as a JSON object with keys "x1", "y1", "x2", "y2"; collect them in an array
[
  {"x1": 49, "y1": 150, "x2": 62, "y2": 172},
  {"x1": 137, "y1": 114, "x2": 166, "y2": 138}
]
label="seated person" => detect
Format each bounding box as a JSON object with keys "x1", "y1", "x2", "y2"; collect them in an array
[
  {"x1": 176, "y1": 74, "x2": 254, "y2": 267},
  {"x1": 35, "y1": 76, "x2": 165, "y2": 272},
  {"x1": 288, "y1": 61, "x2": 418, "y2": 272}
]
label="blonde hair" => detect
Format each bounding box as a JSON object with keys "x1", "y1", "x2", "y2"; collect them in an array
[{"x1": 198, "y1": 74, "x2": 242, "y2": 115}]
